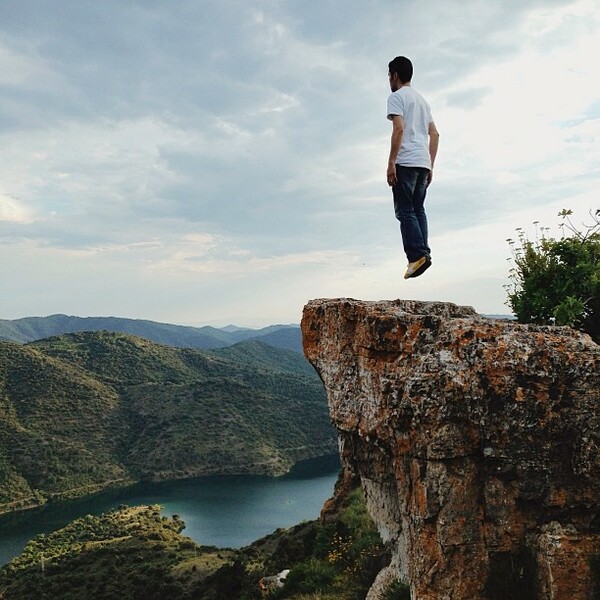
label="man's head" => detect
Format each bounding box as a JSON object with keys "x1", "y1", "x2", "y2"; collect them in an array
[{"x1": 388, "y1": 56, "x2": 413, "y2": 92}]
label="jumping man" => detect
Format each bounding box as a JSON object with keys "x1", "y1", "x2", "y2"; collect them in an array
[{"x1": 386, "y1": 56, "x2": 439, "y2": 279}]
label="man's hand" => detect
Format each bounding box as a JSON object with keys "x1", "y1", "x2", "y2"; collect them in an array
[
  {"x1": 426, "y1": 169, "x2": 433, "y2": 188},
  {"x1": 387, "y1": 163, "x2": 397, "y2": 186}
]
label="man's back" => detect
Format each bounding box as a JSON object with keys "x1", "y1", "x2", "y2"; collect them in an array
[{"x1": 387, "y1": 86, "x2": 432, "y2": 169}]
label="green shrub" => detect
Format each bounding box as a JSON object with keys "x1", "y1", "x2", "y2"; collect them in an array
[
  {"x1": 506, "y1": 209, "x2": 600, "y2": 343},
  {"x1": 381, "y1": 579, "x2": 411, "y2": 600},
  {"x1": 280, "y1": 558, "x2": 336, "y2": 595}
]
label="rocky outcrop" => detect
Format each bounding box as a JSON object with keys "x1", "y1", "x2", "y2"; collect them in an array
[{"x1": 302, "y1": 299, "x2": 600, "y2": 600}]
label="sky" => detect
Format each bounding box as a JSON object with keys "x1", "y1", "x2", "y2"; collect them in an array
[{"x1": 1, "y1": 0, "x2": 598, "y2": 327}]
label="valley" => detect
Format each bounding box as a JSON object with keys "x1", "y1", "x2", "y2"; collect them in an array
[{"x1": 0, "y1": 331, "x2": 335, "y2": 515}]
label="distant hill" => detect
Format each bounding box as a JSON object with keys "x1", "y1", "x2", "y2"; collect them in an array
[
  {"x1": 0, "y1": 332, "x2": 334, "y2": 514},
  {"x1": 0, "y1": 505, "x2": 237, "y2": 599},
  {"x1": 0, "y1": 314, "x2": 302, "y2": 352}
]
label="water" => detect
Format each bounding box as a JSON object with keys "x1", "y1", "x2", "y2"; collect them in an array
[{"x1": 0, "y1": 455, "x2": 340, "y2": 567}]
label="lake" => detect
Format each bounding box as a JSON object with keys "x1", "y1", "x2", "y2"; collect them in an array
[{"x1": 0, "y1": 454, "x2": 340, "y2": 567}]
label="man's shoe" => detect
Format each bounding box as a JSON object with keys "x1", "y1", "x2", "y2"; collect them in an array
[{"x1": 404, "y1": 255, "x2": 431, "y2": 279}]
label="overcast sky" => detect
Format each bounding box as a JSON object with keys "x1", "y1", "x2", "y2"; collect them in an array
[{"x1": 1, "y1": 0, "x2": 598, "y2": 327}]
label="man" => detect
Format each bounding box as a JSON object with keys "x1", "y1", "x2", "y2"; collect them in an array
[{"x1": 386, "y1": 56, "x2": 439, "y2": 279}]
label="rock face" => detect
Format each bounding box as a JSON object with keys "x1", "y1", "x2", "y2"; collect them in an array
[{"x1": 302, "y1": 299, "x2": 600, "y2": 600}]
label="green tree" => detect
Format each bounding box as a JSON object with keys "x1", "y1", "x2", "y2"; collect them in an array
[{"x1": 506, "y1": 209, "x2": 600, "y2": 343}]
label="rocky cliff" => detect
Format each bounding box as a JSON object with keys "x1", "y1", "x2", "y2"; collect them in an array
[{"x1": 302, "y1": 299, "x2": 600, "y2": 600}]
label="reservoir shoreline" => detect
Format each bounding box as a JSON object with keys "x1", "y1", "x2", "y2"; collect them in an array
[
  {"x1": 0, "y1": 454, "x2": 340, "y2": 567},
  {"x1": 0, "y1": 444, "x2": 338, "y2": 518}
]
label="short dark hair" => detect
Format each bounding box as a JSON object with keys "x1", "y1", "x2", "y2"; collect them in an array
[{"x1": 388, "y1": 56, "x2": 413, "y2": 83}]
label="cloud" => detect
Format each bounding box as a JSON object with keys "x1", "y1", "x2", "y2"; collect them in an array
[
  {"x1": 0, "y1": 0, "x2": 598, "y2": 324},
  {"x1": 149, "y1": 245, "x2": 358, "y2": 277},
  {"x1": 446, "y1": 87, "x2": 492, "y2": 110},
  {"x1": 0, "y1": 193, "x2": 35, "y2": 224},
  {"x1": 0, "y1": 40, "x2": 60, "y2": 90}
]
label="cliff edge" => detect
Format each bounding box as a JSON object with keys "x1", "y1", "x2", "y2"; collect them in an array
[{"x1": 302, "y1": 298, "x2": 600, "y2": 600}]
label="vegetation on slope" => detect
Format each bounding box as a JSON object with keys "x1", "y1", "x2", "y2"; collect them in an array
[
  {"x1": 0, "y1": 332, "x2": 335, "y2": 513},
  {"x1": 0, "y1": 341, "x2": 130, "y2": 511},
  {"x1": 0, "y1": 487, "x2": 409, "y2": 600},
  {"x1": 0, "y1": 505, "x2": 234, "y2": 599}
]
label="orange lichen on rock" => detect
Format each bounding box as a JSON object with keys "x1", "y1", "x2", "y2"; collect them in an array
[{"x1": 302, "y1": 298, "x2": 600, "y2": 600}]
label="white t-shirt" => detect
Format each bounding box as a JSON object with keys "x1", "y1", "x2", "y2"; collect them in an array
[{"x1": 386, "y1": 86, "x2": 433, "y2": 169}]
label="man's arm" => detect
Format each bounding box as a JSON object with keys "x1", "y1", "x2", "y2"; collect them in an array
[
  {"x1": 387, "y1": 115, "x2": 404, "y2": 186},
  {"x1": 427, "y1": 121, "x2": 440, "y2": 187}
]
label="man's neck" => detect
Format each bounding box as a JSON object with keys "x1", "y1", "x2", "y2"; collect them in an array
[{"x1": 393, "y1": 81, "x2": 411, "y2": 92}]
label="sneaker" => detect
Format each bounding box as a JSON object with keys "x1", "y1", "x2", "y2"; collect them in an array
[{"x1": 404, "y1": 255, "x2": 431, "y2": 279}]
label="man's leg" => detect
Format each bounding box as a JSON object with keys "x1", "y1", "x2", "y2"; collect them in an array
[
  {"x1": 412, "y1": 168, "x2": 431, "y2": 257},
  {"x1": 392, "y1": 165, "x2": 429, "y2": 262}
]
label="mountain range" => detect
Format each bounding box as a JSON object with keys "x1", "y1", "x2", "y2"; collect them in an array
[
  {"x1": 0, "y1": 315, "x2": 302, "y2": 353},
  {"x1": 0, "y1": 331, "x2": 334, "y2": 514}
]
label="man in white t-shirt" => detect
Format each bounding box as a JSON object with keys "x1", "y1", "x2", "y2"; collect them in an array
[{"x1": 386, "y1": 56, "x2": 439, "y2": 279}]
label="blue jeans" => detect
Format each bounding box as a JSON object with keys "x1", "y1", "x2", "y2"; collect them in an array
[{"x1": 392, "y1": 165, "x2": 431, "y2": 262}]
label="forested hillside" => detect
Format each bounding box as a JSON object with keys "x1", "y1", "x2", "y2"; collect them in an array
[{"x1": 0, "y1": 332, "x2": 334, "y2": 514}]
